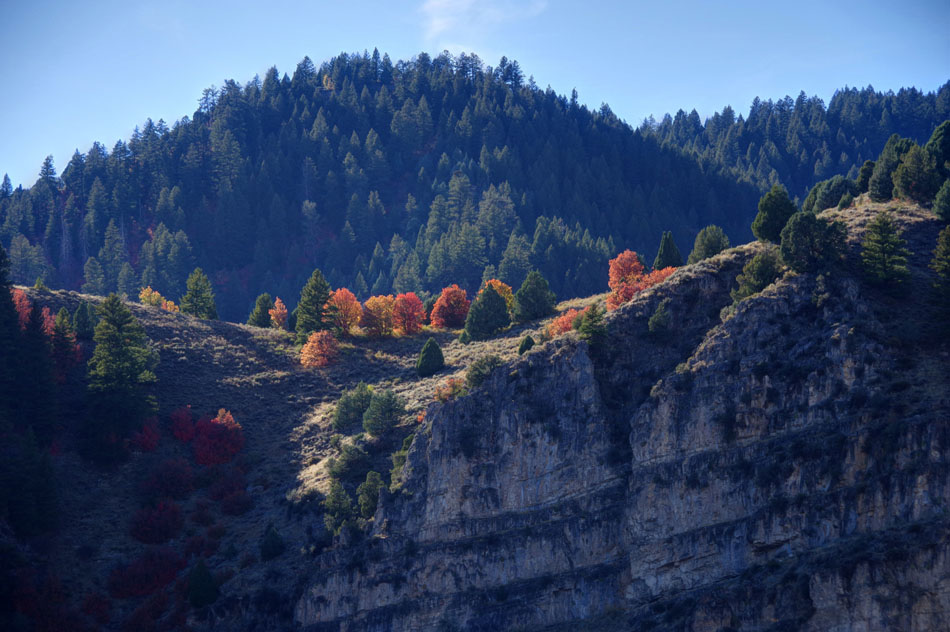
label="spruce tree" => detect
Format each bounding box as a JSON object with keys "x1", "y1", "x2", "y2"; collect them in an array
[
  {"x1": 296, "y1": 268, "x2": 331, "y2": 343},
  {"x1": 513, "y1": 270, "x2": 556, "y2": 322},
  {"x1": 861, "y1": 211, "x2": 912, "y2": 286},
  {"x1": 416, "y1": 338, "x2": 444, "y2": 377},
  {"x1": 653, "y1": 231, "x2": 683, "y2": 269},
  {"x1": 931, "y1": 226, "x2": 950, "y2": 313},
  {"x1": 85, "y1": 294, "x2": 157, "y2": 461},
  {"x1": 576, "y1": 303, "x2": 607, "y2": 352},
  {"x1": 892, "y1": 145, "x2": 940, "y2": 204},
  {"x1": 180, "y1": 268, "x2": 217, "y2": 319},
  {"x1": 72, "y1": 301, "x2": 97, "y2": 340},
  {"x1": 752, "y1": 184, "x2": 797, "y2": 242},
  {"x1": 518, "y1": 335, "x2": 535, "y2": 355},
  {"x1": 82, "y1": 257, "x2": 106, "y2": 295},
  {"x1": 933, "y1": 179, "x2": 950, "y2": 222},
  {"x1": 856, "y1": 160, "x2": 875, "y2": 193},
  {"x1": 464, "y1": 285, "x2": 509, "y2": 340},
  {"x1": 247, "y1": 293, "x2": 274, "y2": 328},
  {"x1": 187, "y1": 560, "x2": 219, "y2": 607}
]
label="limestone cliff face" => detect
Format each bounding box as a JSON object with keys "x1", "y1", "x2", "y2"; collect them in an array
[{"x1": 296, "y1": 212, "x2": 950, "y2": 631}]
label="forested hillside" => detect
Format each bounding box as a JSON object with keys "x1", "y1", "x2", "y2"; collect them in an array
[
  {"x1": 640, "y1": 83, "x2": 950, "y2": 198},
  {"x1": 1, "y1": 50, "x2": 947, "y2": 320}
]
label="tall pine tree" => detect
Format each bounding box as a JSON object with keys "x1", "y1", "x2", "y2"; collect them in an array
[
  {"x1": 296, "y1": 268, "x2": 331, "y2": 343},
  {"x1": 180, "y1": 268, "x2": 218, "y2": 319}
]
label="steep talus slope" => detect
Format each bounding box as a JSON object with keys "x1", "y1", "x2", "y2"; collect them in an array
[{"x1": 296, "y1": 206, "x2": 949, "y2": 631}]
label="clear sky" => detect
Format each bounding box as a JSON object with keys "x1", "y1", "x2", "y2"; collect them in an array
[{"x1": 1, "y1": 0, "x2": 947, "y2": 189}]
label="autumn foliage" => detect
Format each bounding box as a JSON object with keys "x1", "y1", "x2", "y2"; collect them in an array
[
  {"x1": 326, "y1": 288, "x2": 362, "y2": 335},
  {"x1": 301, "y1": 330, "x2": 340, "y2": 368},
  {"x1": 606, "y1": 250, "x2": 676, "y2": 310},
  {"x1": 130, "y1": 418, "x2": 161, "y2": 452},
  {"x1": 430, "y1": 285, "x2": 470, "y2": 328},
  {"x1": 194, "y1": 409, "x2": 244, "y2": 466},
  {"x1": 393, "y1": 292, "x2": 425, "y2": 335},
  {"x1": 361, "y1": 294, "x2": 395, "y2": 337},
  {"x1": 139, "y1": 286, "x2": 179, "y2": 312},
  {"x1": 108, "y1": 547, "x2": 185, "y2": 599},
  {"x1": 480, "y1": 279, "x2": 514, "y2": 313},
  {"x1": 12, "y1": 287, "x2": 31, "y2": 329},
  {"x1": 170, "y1": 406, "x2": 195, "y2": 442},
  {"x1": 130, "y1": 500, "x2": 184, "y2": 544},
  {"x1": 546, "y1": 308, "x2": 583, "y2": 338},
  {"x1": 434, "y1": 377, "x2": 467, "y2": 402},
  {"x1": 269, "y1": 297, "x2": 288, "y2": 329}
]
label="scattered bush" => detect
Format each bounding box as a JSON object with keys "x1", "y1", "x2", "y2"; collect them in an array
[
  {"x1": 466, "y1": 355, "x2": 503, "y2": 389},
  {"x1": 357, "y1": 471, "x2": 384, "y2": 519},
  {"x1": 259, "y1": 523, "x2": 286, "y2": 561},
  {"x1": 333, "y1": 382, "x2": 374, "y2": 432},
  {"x1": 392, "y1": 292, "x2": 425, "y2": 335},
  {"x1": 360, "y1": 294, "x2": 395, "y2": 337},
  {"x1": 430, "y1": 285, "x2": 470, "y2": 328},
  {"x1": 186, "y1": 560, "x2": 219, "y2": 608},
  {"x1": 416, "y1": 337, "x2": 445, "y2": 377},
  {"x1": 130, "y1": 418, "x2": 160, "y2": 452},
  {"x1": 300, "y1": 330, "x2": 339, "y2": 368},
  {"x1": 142, "y1": 458, "x2": 194, "y2": 500},
  {"x1": 108, "y1": 547, "x2": 185, "y2": 599},
  {"x1": 363, "y1": 390, "x2": 406, "y2": 437},
  {"x1": 130, "y1": 500, "x2": 183, "y2": 544},
  {"x1": 170, "y1": 406, "x2": 195, "y2": 442},
  {"x1": 390, "y1": 435, "x2": 414, "y2": 491},
  {"x1": 323, "y1": 480, "x2": 354, "y2": 535},
  {"x1": 194, "y1": 409, "x2": 244, "y2": 466},
  {"x1": 518, "y1": 335, "x2": 535, "y2": 355},
  {"x1": 327, "y1": 442, "x2": 371, "y2": 482},
  {"x1": 434, "y1": 377, "x2": 467, "y2": 402}
]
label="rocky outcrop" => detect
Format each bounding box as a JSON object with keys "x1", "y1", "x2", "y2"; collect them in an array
[{"x1": 296, "y1": 210, "x2": 950, "y2": 630}]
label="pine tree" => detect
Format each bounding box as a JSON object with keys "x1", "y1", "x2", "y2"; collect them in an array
[
  {"x1": 82, "y1": 257, "x2": 106, "y2": 295},
  {"x1": 247, "y1": 293, "x2": 273, "y2": 327},
  {"x1": 72, "y1": 301, "x2": 97, "y2": 340},
  {"x1": 464, "y1": 284, "x2": 509, "y2": 340},
  {"x1": 513, "y1": 270, "x2": 556, "y2": 322},
  {"x1": 187, "y1": 560, "x2": 219, "y2": 607},
  {"x1": 892, "y1": 145, "x2": 940, "y2": 204},
  {"x1": 732, "y1": 248, "x2": 783, "y2": 302},
  {"x1": 517, "y1": 335, "x2": 535, "y2": 355},
  {"x1": 362, "y1": 390, "x2": 405, "y2": 437},
  {"x1": 416, "y1": 338, "x2": 444, "y2": 377},
  {"x1": 85, "y1": 294, "x2": 157, "y2": 461},
  {"x1": 779, "y1": 212, "x2": 847, "y2": 273},
  {"x1": 117, "y1": 262, "x2": 137, "y2": 298},
  {"x1": 687, "y1": 225, "x2": 730, "y2": 263},
  {"x1": 296, "y1": 268, "x2": 331, "y2": 343},
  {"x1": 357, "y1": 471, "x2": 383, "y2": 519},
  {"x1": 752, "y1": 184, "x2": 797, "y2": 242},
  {"x1": 653, "y1": 231, "x2": 683, "y2": 269},
  {"x1": 931, "y1": 226, "x2": 950, "y2": 313},
  {"x1": 933, "y1": 179, "x2": 950, "y2": 222},
  {"x1": 180, "y1": 268, "x2": 217, "y2": 319},
  {"x1": 576, "y1": 302, "x2": 607, "y2": 352},
  {"x1": 98, "y1": 219, "x2": 127, "y2": 291},
  {"x1": 861, "y1": 211, "x2": 912, "y2": 286}
]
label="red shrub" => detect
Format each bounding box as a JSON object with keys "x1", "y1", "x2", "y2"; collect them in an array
[
  {"x1": 108, "y1": 548, "x2": 185, "y2": 599},
  {"x1": 12, "y1": 288, "x2": 31, "y2": 330},
  {"x1": 434, "y1": 377, "x2": 467, "y2": 402},
  {"x1": 142, "y1": 458, "x2": 193, "y2": 500},
  {"x1": 606, "y1": 249, "x2": 676, "y2": 310},
  {"x1": 130, "y1": 418, "x2": 160, "y2": 452},
  {"x1": 430, "y1": 285, "x2": 470, "y2": 328},
  {"x1": 546, "y1": 308, "x2": 581, "y2": 338},
  {"x1": 326, "y1": 288, "x2": 362, "y2": 336},
  {"x1": 360, "y1": 294, "x2": 395, "y2": 337},
  {"x1": 170, "y1": 406, "x2": 195, "y2": 442},
  {"x1": 392, "y1": 292, "x2": 425, "y2": 335},
  {"x1": 82, "y1": 593, "x2": 111, "y2": 626},
  {"x1": 300, "y1": 331, "x2": 339, "y2": 368},
  {"x1": 130, "y1": 500, "x2": 183, "y2": 544},
  {"x1": 194, "y1": 409, "x2": 244, "y2": 466}
]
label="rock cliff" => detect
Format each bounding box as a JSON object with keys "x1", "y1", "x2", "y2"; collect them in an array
[{"x1": 296, "y1": 205, "x2": 950, "y2": 631}]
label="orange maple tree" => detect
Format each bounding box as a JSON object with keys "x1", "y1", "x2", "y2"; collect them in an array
[
  {"x1": 269, "y1": 297, "x2": 288, "y2": 329},
  {"x1": 393, "y1": 292, "x2": 425, "y2": 335},
  {"x1": 606, "y1": 250, "x2": 676, "y2": 310},
  {"x1": 361, "y1": 295, "x2": 395, "y2": 337},
  {"x1": 326, "y1": 288, "x2": 362, "y2": 336},
  {"x1": 430, "y1": 285, "x2": 470, "y2": 328},
  {"x1": 300, "y1": 331, "x2": 340, "y2": 368}
]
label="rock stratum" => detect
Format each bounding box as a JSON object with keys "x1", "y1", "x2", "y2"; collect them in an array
[{"x1": 296, "y1": 204, "x2": 950, "y2": 631}]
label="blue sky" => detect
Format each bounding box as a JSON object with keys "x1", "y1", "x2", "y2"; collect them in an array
[{"x1": 1, "y1": 0, "x2": 947, "y2": 189}]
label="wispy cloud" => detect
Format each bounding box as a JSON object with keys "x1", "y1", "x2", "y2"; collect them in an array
[{"x1": 419, "y1": 0, "x2": 547, "y2": 53}]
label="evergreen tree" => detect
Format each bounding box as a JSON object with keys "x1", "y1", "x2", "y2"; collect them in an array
[
  {"x1": 576, "y1": 302, "x2": 607, "y2": 352},
  {"x1": 869, "y1": 134, "x2": 915, "y2": 202},
  {"x1": 0, "y1": 244, "x2": 18, "y2": 426},
  {"x1": 752, "y1": 184, "x2": 797, "y2": 242},
  {"x1": 934, "y1": 179, "x2": 950, "y2": 222},
  {"x1": 517, "y1": 334, "x2": 535, "y2": 355},
  {"x1": 464, "y1": 284, "x2": 509, "y2": 340},
  {"x1": 892, "y1": 144, "x2": 940, "y2": 204},
  {"x1": 85, "y1": 294, "x2": 157, "y2": 461},
  {"x1": 296, "y1": 268, "x2": 331, "y2": 343},
  {"x1": 180, "y1": 268, "x2": 217, "y2": 319},
  {"x1": 187, "y1": 560, "x2": 219, "y2": 607},
  {"x1": 72, "y1": 301, "x2": 97, "y2": 340},
  {"x1": 357, "y1": 471, "x2": 383, "y2": 519},
  {"x1": 653, "y1": 231, "x2": 683, "y2": 269},
  {"x1": 513, "y1": 270, "x2": 556, "y2": 322},
  {"x1": 647, "y1": 299, "x2": 672, "y2": 339},
  {"x1": 117, "y1": 263, "x2": 137, "y2": 298},
  {"x1": 247, "y1": 293, "x2": 274, "y2": 328},
  {"x1": 82, "y1": 257, "x2": 106, "y2": 295},
  {"x1": 687, "y1": 225, "x2": 730, "y2": 263},
  {"x1": 931, "y1": 226, "x2": 950, "y2": 313},
  {"x1": 416, "y1": 337, "x2": 444, "y2": 377},
  {"x1": 323, "y1": 480, "x2": 354, "y2": 535},
  {"x1": 362, "y1": 390, "x2": 405, "y2": 437},
  {"x1": 861, "y1": 211, "x2": 912, "y2": 285},
  {"x1": 732, "y1": 247, "x2": 783, "y2": 302},
  {"x1": 779, "y1": 212, "x2": 847, "y2": 273},
  {"x1": 856, "y1": 160, "x2": 875, "y2": 193},
  {"x1": 924, "y1": 120, "x2": 950, "y2": 177},
  {"x1": 98, "y1": 219, "x2": 127, "y2": 291}
]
